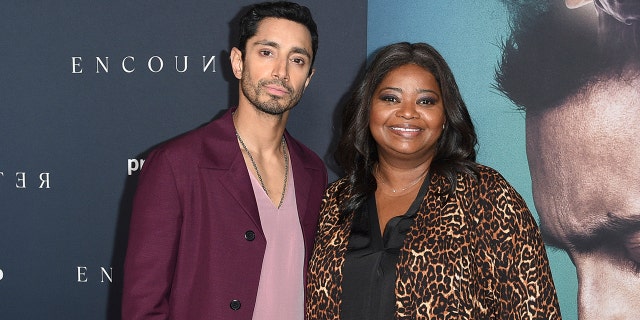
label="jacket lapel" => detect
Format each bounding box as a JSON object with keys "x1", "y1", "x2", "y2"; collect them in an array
[
  {"x1": 219, "y1": 153, "x2": 262, "y2": 230},
  {"x1": 198, "y1": 108, "x2": 262, "y2": 231},
  {"x1": 287, "y1": 133, "x2": 312, "y2": 220}
]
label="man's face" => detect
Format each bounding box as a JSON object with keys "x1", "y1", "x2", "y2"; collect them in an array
[
  {"x1": 231, "y1": 17, "x2": 314, "y2": 116},
  {"x1": 526, "y1": 74, "x2": 640, "y2": 319}
]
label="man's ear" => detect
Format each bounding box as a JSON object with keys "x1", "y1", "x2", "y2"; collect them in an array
[
  {"x1": 303, "y1": 68, "x2": 315, "y2": 90},
  {"x1": 230, "y1": 47, "x2": 243, "y2": 79}
]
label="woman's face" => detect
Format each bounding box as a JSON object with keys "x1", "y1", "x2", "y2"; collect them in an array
[{"x1": 369, "y1": 64, "x2": 446, "y2": 163}]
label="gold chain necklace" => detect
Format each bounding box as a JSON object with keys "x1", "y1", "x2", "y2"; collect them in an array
[
  {"x1": 235, "y1": 130, "x2": 288, "y2": 208},
  {"x1": 375, "y1": 166, "x2": 428, "y2": 194}
]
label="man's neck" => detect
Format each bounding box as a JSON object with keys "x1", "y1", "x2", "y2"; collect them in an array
[{"x1": 233, "y1": 104, "x2": 289, "y2": 154}]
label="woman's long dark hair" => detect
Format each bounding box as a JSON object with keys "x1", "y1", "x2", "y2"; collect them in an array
[{"x1": 335, "y1": 42, "x2": 478, "y2": 216}]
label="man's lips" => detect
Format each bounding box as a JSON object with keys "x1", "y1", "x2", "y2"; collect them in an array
[{"x1": 265, "y1": 84, "x2": 290, "y2": 96}]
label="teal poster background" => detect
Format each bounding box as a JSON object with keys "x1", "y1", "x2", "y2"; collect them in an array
[{"x1": 368, "y1": 1, "x2": 578, "y2": 318}]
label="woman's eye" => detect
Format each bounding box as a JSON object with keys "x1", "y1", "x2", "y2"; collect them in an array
[
  {"x1": 419, "y1": 97, "x2": 437, "y2": 105},
  {"x1": 380, "y1": 95, "x2": 398, "y2": 103}
]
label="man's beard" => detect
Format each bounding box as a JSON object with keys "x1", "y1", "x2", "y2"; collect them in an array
[{"x1": 240, "y1": 73, "x2": 304, "y2": 115}]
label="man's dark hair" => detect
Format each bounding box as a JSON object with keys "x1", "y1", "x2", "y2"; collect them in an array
[
  {"x1": 495, "y1": 1, "x2": 639, "y2": 115},
  {"x1": 335, "y1": 42, "x2": 478, "y2": 216},
  {"x1": 237, "y1": 1, "x2": 318, "y2": 69}
]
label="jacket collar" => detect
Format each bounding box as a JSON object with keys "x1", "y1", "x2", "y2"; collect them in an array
[{"x1": 197, "y1": 107, "x2": 316, "y2": 227}]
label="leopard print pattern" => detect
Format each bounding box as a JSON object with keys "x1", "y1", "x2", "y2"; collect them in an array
[{"x1": 306, "y1": 165, "x2": 562, "y2": 319}]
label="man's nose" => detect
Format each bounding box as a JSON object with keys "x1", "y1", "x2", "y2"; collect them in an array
[
  {"x1": 272, "y1": 57, "x2": 289, "y2": 81},
  {"x1": 575, "y1": 254, "x2": 640, "y2": 319}
]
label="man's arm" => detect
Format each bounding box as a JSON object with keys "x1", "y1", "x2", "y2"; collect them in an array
[{"x1": 122, "y1": 149, "x2": 183, "y2": 320}]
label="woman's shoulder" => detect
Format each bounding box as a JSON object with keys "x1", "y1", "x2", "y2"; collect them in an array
[
  {"x1": 446, "y1": 163, "x2": 524, "y2": 205},
  {"x1": 461, "y1": 164, "x2": 530, "y2": 216},
  {"x1": 316, "y1": 177, "x2": 353, "y2": 225},
  {"x1": 456, "y1": 163, "x2": 510, "y2": 187},
  {"x1": 321, "y1": 177, "x2": 359, "y2": 217},
  {"x1": 325, "y1": 177, "x2": 351, "y2": 199}
]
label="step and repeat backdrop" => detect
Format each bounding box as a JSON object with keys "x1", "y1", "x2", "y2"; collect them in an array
[
  {"x1": 0, "y1": 1, "x2": 366, "y2": 318},
  {"x1": 3, "y1": 0, "x2": 639, "y2": 319}
]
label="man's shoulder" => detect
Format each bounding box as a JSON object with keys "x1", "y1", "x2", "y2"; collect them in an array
[
  {"x1": 147, "y1": 114, "x2": 234, "y2": 163},
  {"x1": 152, "y1": 123, "x2": 210, "y2": 153}
]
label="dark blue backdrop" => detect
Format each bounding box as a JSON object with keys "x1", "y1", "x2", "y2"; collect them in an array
[{"x1": 0, "y1": 1, "x2": 367, "y2": 318}]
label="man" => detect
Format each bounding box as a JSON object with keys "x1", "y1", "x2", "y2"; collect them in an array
[
  {"x1": 121, "y1": 2, "x2": 327, "y2": 319},
  {"x1": 495, "y1": 1, "x2": 640, "y2": 318}
]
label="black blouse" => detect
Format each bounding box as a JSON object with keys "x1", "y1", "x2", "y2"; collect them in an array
[{"x1": 340, "y1": 176, "x2": 430, "y2": 320}]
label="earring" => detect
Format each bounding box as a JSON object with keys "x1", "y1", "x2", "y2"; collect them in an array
[{"x1": 442, "y1": 123, "x2": 445, "y2": 130}]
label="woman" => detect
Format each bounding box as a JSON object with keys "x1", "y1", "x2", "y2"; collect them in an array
[{"x1": 306, "y1": 42, "x2": 562, "y2": 319}]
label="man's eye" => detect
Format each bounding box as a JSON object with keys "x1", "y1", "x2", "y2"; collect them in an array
[
  {"x1": 625, "y1": 231, "x2": 640, "y2": 265},
  {"x1": 260, "y1": 50, "x2": 273, "y2": 56},
  {"x1": 291, "y1": 58, "x2": 306, "y2": 65}
]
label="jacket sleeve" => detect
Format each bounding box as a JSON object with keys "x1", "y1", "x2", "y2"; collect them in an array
[
  {"x1": 490, "y1": 176, "x2": 563, "y2": 319},
  {"x1": 122, "y1": 148, "x2": 182, "y2": 320}
]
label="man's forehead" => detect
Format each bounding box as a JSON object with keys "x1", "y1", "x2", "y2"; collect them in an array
[
  {"x1": 251, "y1": 18, "x2": 312, "y2": 51},
  {"x1": 528, "y1": 77, "x2": 640, "y2": 149}
]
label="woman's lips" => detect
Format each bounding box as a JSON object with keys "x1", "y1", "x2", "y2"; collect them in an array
[{"x1": 389, "y1": 125, "x2": 423, "y2": 136}]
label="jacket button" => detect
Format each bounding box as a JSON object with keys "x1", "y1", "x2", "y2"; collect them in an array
[
  {"x1": 230, "y1": 299, "x2": 241, "y2": 310},
  {"x1": 244, "y1": 230, "x2": 256, "y2": 241}
]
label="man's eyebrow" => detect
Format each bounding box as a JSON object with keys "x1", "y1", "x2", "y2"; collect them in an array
[
  {"x1": 543, "y1": 212, "x2": 640, "y2": 252},
  {"x1": 254, "y1": 40, "x2": 279, "y2": 49},
  {"x1": 290, "y1": 47, "x2": 311, "y2": 59},
  {"x1": 253, "y1": 40, "x2": 311, "y2": 59}
]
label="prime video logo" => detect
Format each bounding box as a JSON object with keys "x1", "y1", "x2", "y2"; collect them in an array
[{"x1": 128, "y1": 159, "x2": 145, "y2": 176}]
